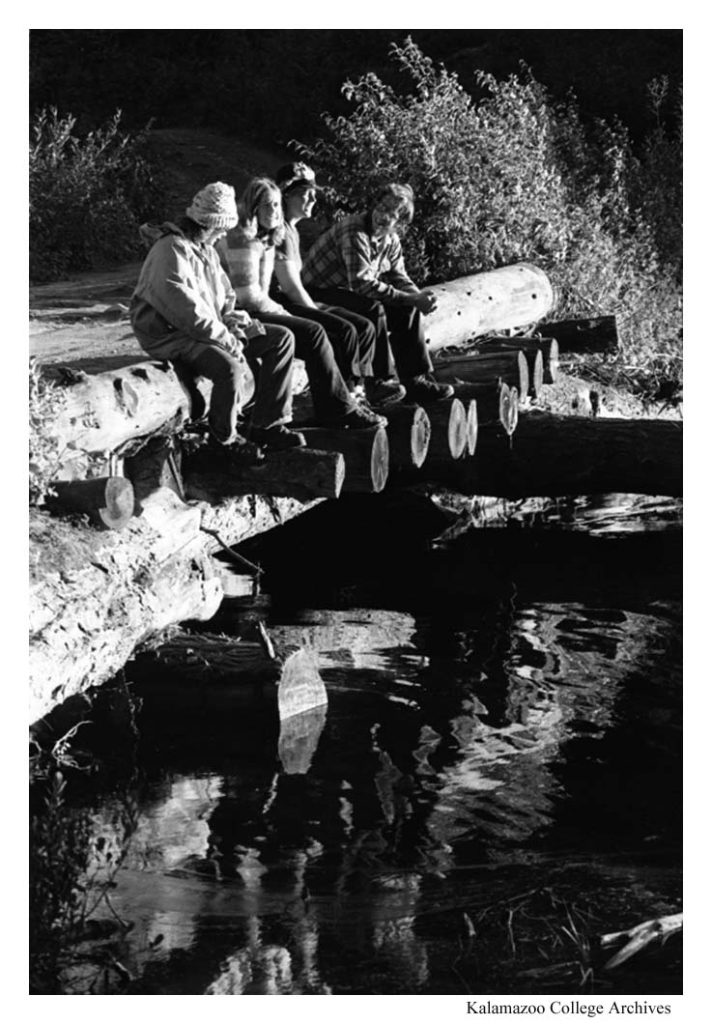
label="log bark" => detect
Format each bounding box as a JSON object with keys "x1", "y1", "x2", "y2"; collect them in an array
[
  {"x1": 299, "y1": 426, "x2": 390, "y2": 493},
  {"x1": 450, "y1": 381, "x2": 515, "y2": 434},
  {"x1": 381, "y1": 404, "x2": 431, "y2": 469},
  {"x1": 428, "y1": 411, "x2": 683, "y2": 498},
  {"x1": 423, "y1": 398, "x2": 468, "y2": 462},
  {"x1": 183, "y1": 445, "x2": 346, "y2": 501},
  {"x1": 478, "y1": 336, "x2": 559, "y2": 385},
  {"x1": 423, "y1": 264, "x2": 555, "y2": 351},
  {"x1": 541, "y1": 315, "x2": 619, "y2": 354},
  {"x1": 434, "y1": 350, "x2": 529, "y2": 399},
  {"x1": 48, "y1": 476, "x2": 136, "y2": 530}
]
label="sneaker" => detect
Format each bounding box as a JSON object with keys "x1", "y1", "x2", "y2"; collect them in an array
[
  {"x1": 405, "y1": 374, "x2": 455, "y2": 403},
  {"x1": 364, "y1": 378, "x2": 406, "y2": 407},
  {"x1": 325, "y1": 404, "x2": 388, "y2": 430},
  {"x1": 250, "y1": 424, "x2": 307, "y2": 450}
]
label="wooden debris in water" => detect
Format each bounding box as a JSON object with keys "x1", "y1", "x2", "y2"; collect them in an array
[{"x1": 601, "y1": 912, "x2": 682, "y2": 969}]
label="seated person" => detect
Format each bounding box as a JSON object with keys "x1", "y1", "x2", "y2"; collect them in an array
[
  {"x1": 130, "y1": 181, "x2": 305, "y2": 451},
  {"x1": 272, "y1": 162, "x2": 396, "y2": 405},
  {"x1": 217, "y1": 177, "x2": 385, "y2": 430},
  {"x1": 301, "y1": 182, "x2": 454, "y2": 404}
]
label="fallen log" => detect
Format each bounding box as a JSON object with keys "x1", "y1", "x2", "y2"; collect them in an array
[
  {"x1": 47, "y1": 476, "x2": 135, "y2": 531},
  {"x1": 381, "y1": 404, "x2": 431, "y2": 469},
  {"x1": 183, "y1": 445, "x2": 346, "y2": 502},
  {"x1": 299, "y1": 426, "x2": 389, "y2": 493},
  {"x1": 451, "y1": 381, "x2": 518, "y2": 436},
  {"x1": 428, "y1": 411, "x2": 683, "y2": 498},
  {"x1": 29, "y1": 486, "x2": 324, "y2": 725},
  {"x1": 478, "y1": 336, "x2": 559, "y2": 386},
  {"x1": 129, "y1": 630, "x2": 327, "y2": 721},
  {"x1": 423, "y1": 264, "x2": 555, "y2": 351},
  {"x1": 423, "y1": 397, "x2": 468, "y2": 463},
  {"x1": 434, "y1": 350, "x2": 529, "y2": 400},
  {"x1": 541, "y1": 315, "x2": 619, "y2": 354}
]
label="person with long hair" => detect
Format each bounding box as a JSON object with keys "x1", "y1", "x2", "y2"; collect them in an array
[
  {"x1": 271, "y1": 162, "x2": 404, "y2": 406},
  {"x1": 130, "y1": 182, "x2": 305, "y2": 452},
  {"x1": 301, "y1": 182, "x2": 454, "y2": 405},
  {"x1": 217, "y1": 178, "x2": 386, "y2": 430}
]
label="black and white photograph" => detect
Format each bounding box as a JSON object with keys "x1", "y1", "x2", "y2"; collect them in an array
[{"x1": 25, "y1": 13, "x2": 687, "y2": 1009}]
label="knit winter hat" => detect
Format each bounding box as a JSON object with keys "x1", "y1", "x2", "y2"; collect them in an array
[{"x1": 186, "y1": 182, "x2": 238, "y2": 229}]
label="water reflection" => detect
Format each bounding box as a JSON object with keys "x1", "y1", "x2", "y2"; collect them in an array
[{"x1": 31, "y1": 504, "x2": 682, "y2": 994}]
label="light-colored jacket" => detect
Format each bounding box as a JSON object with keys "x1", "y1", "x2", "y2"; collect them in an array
[{"x1": 130, "y1": 222, "x2": 240, "y2": 359}]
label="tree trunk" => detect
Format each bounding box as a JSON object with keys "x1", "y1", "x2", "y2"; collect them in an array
[
  {"x1": 48, "y1": 476, "x2": 136, "y2": 530},
  {"x1": 423, "y1": 397, "x2": 468, "y2": 463},
  {"x1": 478, "y1": 336, "x2": 559, "y2": 385},
  {"x1": 381, "y1": 404, "x2": 431, "y2": 469},
  {"x1": 183, "y1": 445, "x2": 346, "y2": 501},
  {"x1": 450, "y1": 381, "x2": 518, "y2": 435},
  {"x1": 429, "y1": 412, "x2": 683, "y2": 498},
  {"x1": 540, "y1": 315, "x2": 619, "y2": 354},
  {"x1": 434, "y1": 350, "x2": 529, "y2": 399},
  {"x1": 423, "y1": 264, "x2": 555, "y2": 350},
  {"x1": 299, "y1": 426, "x2": 390, "y2": 493}
]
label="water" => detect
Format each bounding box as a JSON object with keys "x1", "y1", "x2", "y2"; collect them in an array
[{"x1": 29, "y1": 493, "x2": 682, "y2": 995}]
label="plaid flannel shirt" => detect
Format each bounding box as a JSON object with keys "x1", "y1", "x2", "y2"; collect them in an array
[{"x1": 302, "y1": 213, "x2": 418, "y2": 304}]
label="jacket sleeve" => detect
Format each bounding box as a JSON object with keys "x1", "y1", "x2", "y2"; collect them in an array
[
  {"x1": 381, "y1": 235, "x2": 419, "y2": 293},
  {"x1": 143, "y1": 238, "x2": 235, "y2": 347}
]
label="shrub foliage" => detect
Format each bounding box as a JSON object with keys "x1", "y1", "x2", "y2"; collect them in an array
[
  {"x1": 297, "y1": 40, "x2": 682, "y2": 398},
  {"x1": 29, "y1": 108, "x2": 164, "y2": 282}
]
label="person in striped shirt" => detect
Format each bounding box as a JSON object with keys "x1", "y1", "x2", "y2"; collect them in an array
[{"x1": 302, "y1": 183, "x2": 454, "y2": 405}]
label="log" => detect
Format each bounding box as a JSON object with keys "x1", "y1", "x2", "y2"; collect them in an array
[
  {"x1": 464, "y1": 399, "x2": 478, "y2": 457},
  {"x1": 29, "y1": 487, "x2": 324, "y2": 725},
  {"x1": 129, "y1": 631, "x2": 328, "y2": 721},
  {"x1": 427, "y1": 411, "x2": 683, "y2": 498},
  {"x1": 183, "y1": 445, "x2": 345, "y2": 502},
  {"x1": 434, "y1": 350, "x2": 529, "y2": 400},
  {"x1": 478, "y1": 336, "x2": 559, "y2": 385},
  {"x1": 43, "y1": 358, "x2": 254, "y2": 459},
  {"x1": 381, "y1": 403, "x2": 431, "y2": 469},
  {"x1": 541, "y1": 315, "x2": 619, "y2": 354},
  {"x1": 423, "y1": 398, "x2": 468, "y2": 462},
  {"x1": 450, "y1": 381, "x2": 518, "y2": 436},
  {"x1": 423, "y1": 264, "x2": 556, "y2": 351},
  {"x1": 299, "y1": 426, "x2": 389, "y2": 493},
  {"x1": 48, "y1": 476, "x2": 135, "y2": 531}
]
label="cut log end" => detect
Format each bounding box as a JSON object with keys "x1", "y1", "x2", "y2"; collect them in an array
[
  {"x1": 50, "y1": 476, "x2": 135, "y2": 531},
  {"x1": 465, "y1": 399, "x2": 478, "y2": 457},
  {"x1": 426, "y1": 397, "x2": 468, "y2": 461},
  {"x1": 383, "y1": 403, "x2": 431, "y2": 469},
  {"x1": 371, "y1": 426, "x2": 390, "y2": 492}
]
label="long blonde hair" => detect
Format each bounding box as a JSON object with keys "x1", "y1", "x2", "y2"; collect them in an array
[{"x1": 237, "y1": 177, "x2": 285, "y2": 247}]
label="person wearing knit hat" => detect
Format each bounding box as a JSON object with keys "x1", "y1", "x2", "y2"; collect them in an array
[{"x1": 130, "y1": 182, "x2": 306, "y2": 453}]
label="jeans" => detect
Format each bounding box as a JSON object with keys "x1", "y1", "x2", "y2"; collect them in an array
[
  {"x1": 279, "y1": 300, "x2": 377, "y2": 382},
  {"x1": 257, "y1": 312, "x2": 354, "y2": 422},
  {"x1": 177, "y1": 324, "x2": 295, "y2": 441},
  {"x1": 308, "y1": 287, "x2": 433, "y2": 381}
]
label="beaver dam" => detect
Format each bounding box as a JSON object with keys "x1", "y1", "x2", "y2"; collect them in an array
[{"x1": 29, "y1": 261, "x2": 682, "y2": 996}]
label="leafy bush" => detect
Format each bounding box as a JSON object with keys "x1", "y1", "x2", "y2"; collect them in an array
[
  {"x1": 29, "y1": 108, "x2": 164, "y2": 282},
  {"x1": 297, "y1": 39, "x2": 682, "y2": 401},
  {"x1": 29, "y1": 358, "x2": 66, "y2": 506}
]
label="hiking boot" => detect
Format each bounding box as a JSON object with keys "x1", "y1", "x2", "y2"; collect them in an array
[
  {"x1": 364, "y1": 378, "x2": 406, "y2": 407},
  {"x1": 405, "y1": 374, "x2": 455, "y2": 403},
  {"x1": 325, "y1": 404, "x2": 388, "y2": 430},
  {"x1": 250, "y1": 424, "x2": 307, "y2": 450}
]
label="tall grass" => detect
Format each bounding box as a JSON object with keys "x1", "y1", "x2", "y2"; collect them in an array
[
  {"x1": 29, "y1": 108, "x2": 164, "y2": 283},
  {"x1": 297, "y1": 39, "x2": 682, "y2": 401}
]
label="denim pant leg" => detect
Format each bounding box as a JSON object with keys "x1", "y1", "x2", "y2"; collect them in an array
[
  {"x1": 383, "y1": 304, "x2": 433, "y2": 379},
  {"x1": 309, "y1": 287, "x2": 395, "y2": 380},
  {"x1": 243, "y1": 324, "x2": 295, "y2": 429},
  {"x1": 281, "y1": 301, "x2": 363, "y2": 381},
  {"x1": 259, "y1": 312, "x2": 352, "y2": 422},
  {"x1": 176, "y1": 343, "x2": 243, "y2": 444}
]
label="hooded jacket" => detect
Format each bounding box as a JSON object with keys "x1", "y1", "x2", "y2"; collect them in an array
[{"x1": 130, "y1": 222, "x2": 240, "y2": 359}]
